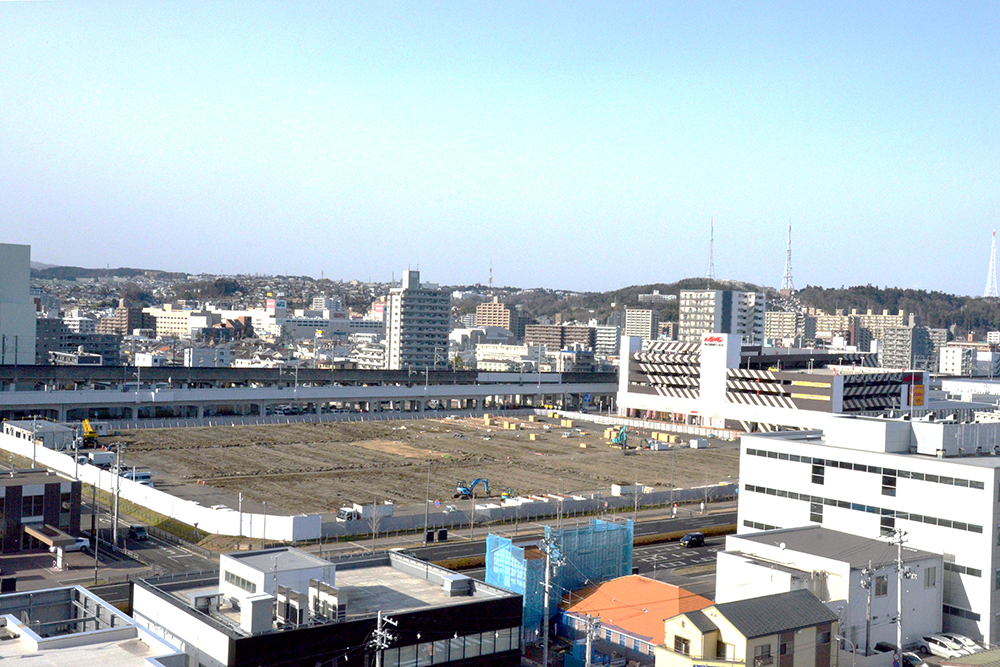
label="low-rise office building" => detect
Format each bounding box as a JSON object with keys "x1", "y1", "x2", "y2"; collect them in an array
[
  {"x1": 717, "y1": 526, "x2": 942, "y2": 652},
  {"x1": 0, "y1": 468, "x2": 81, "y2": 553},
  {"x1": 132, "y1": 547, "x2": 522, "y2": 667},
  {"x1": 737, "y1": 417, "x2": 1000, "y2": 643}
]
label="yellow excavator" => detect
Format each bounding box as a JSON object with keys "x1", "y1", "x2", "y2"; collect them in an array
[{"x1": 81, "y1": 420, "x2": 98, "y2": 446}]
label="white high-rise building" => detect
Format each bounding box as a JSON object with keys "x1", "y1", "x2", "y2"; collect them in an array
[
  {"x1": 737, "y1": 418, "x2": 1000, "y2": 644},
  {"x1": 385, "y1": 270, "x2": 450, "y2": 370},
  {"x1": 678, "y1": 289, "x2": 765, "y2": 346},
  {"x1": 0, "y1": 244, "x2": 36, "y2": 364}
]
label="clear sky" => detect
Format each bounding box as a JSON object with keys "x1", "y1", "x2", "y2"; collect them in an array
[{"x1": 2, "y1": 2, "x2": 998, "y2": 294}]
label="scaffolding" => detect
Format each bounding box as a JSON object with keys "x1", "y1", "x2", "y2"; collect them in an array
[{"x1": 485, "y1": 518, "x2": 634, "y2": 644}]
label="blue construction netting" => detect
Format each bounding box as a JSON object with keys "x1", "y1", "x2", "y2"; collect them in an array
[{"x1": 485, "y1": 518, "x2": 634, "y2": 643}]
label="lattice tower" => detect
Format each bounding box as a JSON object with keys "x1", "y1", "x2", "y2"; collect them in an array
[
  {"x1": 706, "y1": 217, "x2": 715, "y2": 289},
  {"x1": 780, "y1": 222, "x2": 795, "y2": 293},
  {"x1": 986, "y1": 231, "x2": 998, "y2": 298}
]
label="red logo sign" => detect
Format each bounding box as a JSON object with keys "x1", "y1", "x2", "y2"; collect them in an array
[{"x1": 703, "y1": 336, "x2": 724, "y2": 344}]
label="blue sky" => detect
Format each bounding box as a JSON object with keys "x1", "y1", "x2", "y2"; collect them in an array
[{"x1": 2, "y1": 2, "x2": 998, "y2": 294}]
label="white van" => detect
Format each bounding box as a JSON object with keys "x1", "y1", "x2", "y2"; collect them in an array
[{"x1": 122, "y1": 470, "x2": 153, "y2": 484}]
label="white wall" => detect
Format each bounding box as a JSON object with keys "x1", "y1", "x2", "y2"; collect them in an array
[
  {"x1": 719, "y1": 533, "x2": 942, "y2": 650},
  {"x1": 132, "y1": 585, "x2": 232, "y2": 667},
  {"x1": 0, "y1": 432, "x2": 322, "y2": 542},
  {"x1": 737, "y1": 430, "x2": 993, "y2": 644}
]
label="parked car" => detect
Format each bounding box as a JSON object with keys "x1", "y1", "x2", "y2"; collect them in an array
[
  {"x1": 940, "y1": 633, "x2": 985, "y2": 653},
  {"x1": 902, "y1": 652, "x2": 927, "y2": 667},
  {"x1": 680, "y1": 532, "x2": 705, "y2": 548},
  {"x1": 50, "y1": 537, "x2": 89, "y2": 553},
  {"x1": 128, "y1": 525, "x2": 149, "y2": 541},
  {"x1": 873, "y1": 642, "x2": 900, "y2": 654},
  {"x1": 919, "y1": 635, "x2": 971, "y2": 659}
]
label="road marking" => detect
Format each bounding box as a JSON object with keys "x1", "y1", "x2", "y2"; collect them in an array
[{"x1": 168, "y1": 553, "x2": 194, "y2": 560}]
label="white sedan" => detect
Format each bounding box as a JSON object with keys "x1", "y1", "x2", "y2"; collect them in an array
[
  {"x1": 919, "y1": 635, "x2": 971, "y2": 659},
  {"x1": 49, "y1": 537, "x2": 90, "y2": 553},
  {"x1": 940, "y1": 633, "x2": 985, "y2": 653}
]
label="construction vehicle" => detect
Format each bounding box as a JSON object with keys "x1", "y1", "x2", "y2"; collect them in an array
[
  {"x1": 454, "y1": 479, "x2": 489, "y2": 499},
  {"x1": 87, "y1": 451, "x2": 114, "y2": 468},
  {"x1": 500, "y1": 487, "x2": 514, "y2": 501},
  {"x1": 610, "y1": 426, "x2": 652, "y2": 455},
  {"x1": 335, "y1": 502, "x2": 395, "y2": 522},
  {"x1": 81, "y1": 420, "x2": 98, "y2": 446}
]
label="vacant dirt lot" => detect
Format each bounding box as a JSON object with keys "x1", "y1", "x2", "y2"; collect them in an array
[{"x1": 118, "y1": 417, "x2": 740, "y2": 514}]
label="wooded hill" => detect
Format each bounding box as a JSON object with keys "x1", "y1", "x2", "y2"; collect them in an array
[{"x1": 796, "y1": 284, "x2": 997, "y2": 333}]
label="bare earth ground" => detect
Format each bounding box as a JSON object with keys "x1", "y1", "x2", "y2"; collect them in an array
[{"x1": 118, "y1": 417, "x2": 740, "y2": 515}]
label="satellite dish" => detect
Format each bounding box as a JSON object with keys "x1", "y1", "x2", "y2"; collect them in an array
[{"x1": 779, "y1": 542, "x2": 786, "y2": 550}]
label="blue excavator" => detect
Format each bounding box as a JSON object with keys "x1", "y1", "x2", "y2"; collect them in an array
[
  {"x1": 454, "y1": 478, "x2": 489, "y2": 499},
  {"x1": 611, "y1": 426, "x2": 652, "y2": 455}
]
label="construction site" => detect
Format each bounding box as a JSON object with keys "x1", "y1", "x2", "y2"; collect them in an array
[{"x1": 115, "y1": 415, "x2": 741, "y2": 516}]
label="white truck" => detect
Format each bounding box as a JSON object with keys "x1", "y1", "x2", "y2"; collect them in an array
[
  {"x1": 88, "y1": 451, "x2": 115, "y2": 468},
  {"x1": 335, "y1": 502, "x2": 394, "y2": 522}
]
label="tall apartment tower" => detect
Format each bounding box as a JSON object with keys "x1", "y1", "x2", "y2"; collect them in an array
[
  {"x1": 0, "y1": 244, "x2": 36, "y2": 365},
  {"x1": 385, "y1": 270, "x2": 450, "y2": 370},
  {"x1": 678, "y1": 289, "x2": 765, "y2": 346},
  {"x1": 623, "y1": 308, "x2": 659, "y2": 341},
  {"x1": 476, "y1": 297, "x2": 515, "y2": 330},
  {"x1": 96, "y1": 299, "x2": 156, "y2": 337}
]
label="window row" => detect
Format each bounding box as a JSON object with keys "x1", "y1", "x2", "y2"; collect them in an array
[
  {"x1": 745, "y1": 448, "x2": 985, "y2": 490},
  {"x1": 381, "y1": 627, "x2": 520, "y2": 667},
  {"x1": 945, "y1": 561, "x2": 982, "y2": 578},
  {"x1": 223, "y1": 570, "x2": 256, "y2": 593},
  {"x1": 943, "y1": 604, "x2": 981, "y2": 621},
  {"x1": 743, "y1": 520, "x2": 780, "y2": 531},
  {"x1": 742, "y1": 484, "x2": 984, "y2": 534}
]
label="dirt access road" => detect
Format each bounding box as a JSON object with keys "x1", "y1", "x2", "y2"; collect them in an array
[{"x1": 117, "y1": 416, "x2": 740, "y2": 515}]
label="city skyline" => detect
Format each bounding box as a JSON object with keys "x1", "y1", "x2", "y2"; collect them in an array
[{"x1": 3, "y1": 2, "x2": 999, "y2": 294}]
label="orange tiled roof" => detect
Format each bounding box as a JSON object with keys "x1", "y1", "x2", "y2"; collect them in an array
[{"x1": 561, "y1": 575, "x2": 712, "y2": 645}]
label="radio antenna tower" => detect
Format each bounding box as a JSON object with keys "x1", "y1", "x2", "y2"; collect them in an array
[
  {"x1": 780, "y1": 221, "x2": 794, "y2": 295},
  {"x1": 986, "y1": 231, "x2": 998, "y2": 298},
  {"x1": 706, "y1": 217, "x2": 715, "y2": 289}
]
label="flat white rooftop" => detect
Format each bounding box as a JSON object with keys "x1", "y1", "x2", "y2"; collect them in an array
[
  {"x1": 0, "y1": 633, "x2": 172, "y2": 666},
  {"x1": 225, "y1": 546, "x2": 329, "y2": 573}
]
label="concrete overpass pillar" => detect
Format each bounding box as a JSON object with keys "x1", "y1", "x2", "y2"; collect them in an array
[{"x1": 197, "y1": 405, "x2": 205, "y2": 418}]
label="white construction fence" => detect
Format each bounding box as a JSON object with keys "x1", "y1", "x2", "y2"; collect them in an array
[{"x1": 0, "y1": 433, "x2": 322, "y2": 542}]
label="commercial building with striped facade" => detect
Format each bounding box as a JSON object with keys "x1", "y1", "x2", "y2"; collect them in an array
[{"x1": 617, "y1": 334, "x2": 926, "y2": 432}]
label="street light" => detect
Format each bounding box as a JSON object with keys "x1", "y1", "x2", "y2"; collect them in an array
[{"x1": 836, "y1": 635, "x2": 856, "y2": 667}]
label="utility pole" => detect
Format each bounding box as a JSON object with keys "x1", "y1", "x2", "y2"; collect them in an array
[
  {"x1": 112, "y1": 444, "x2": 123, "y2": 549},
  {"x1": 541, "y1": 533, "x2": 564, "y2": 667},
  {"x1": 423, "y1": 462, "x2": 431, "y2": 545},
  {"x1": 860, "y1": 560, "x2": 874, "y2": 655},
  {"x1": 92, "y1": 468, "x2": 100, "y2": 585},
  {"x1": 371, "y1": 610, "x2": 398, "y2": 667},
  {"x1": 584, "y1": 615, "x2": 601, "y2": 667},
  {"x1": 886, "y1": 528, "x2": 917, "y2": 650}
]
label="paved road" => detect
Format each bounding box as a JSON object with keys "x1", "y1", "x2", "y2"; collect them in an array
[{"x1": 83, "y1": 502, "x2": 217, "y2": 575}]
